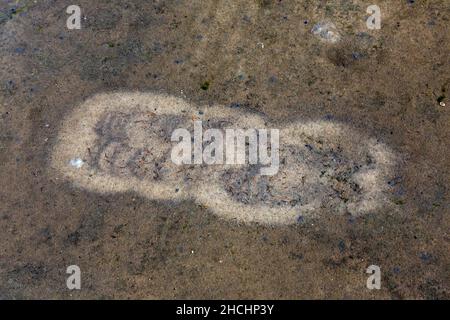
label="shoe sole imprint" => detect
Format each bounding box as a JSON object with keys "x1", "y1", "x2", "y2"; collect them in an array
[{"x1": 51, "y1": 92, "x2": 397, "y2": 225}]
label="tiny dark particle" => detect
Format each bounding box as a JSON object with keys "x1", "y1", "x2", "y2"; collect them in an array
[
  {"x1": 14, "y1": 47, "x2": 25, "y2": 54},
  {"x1": 420, "y1": 252, "x2": 432, "y2": 262},
  {"x1": 352, "y1": 52, "x2": 363, "y2": 60},
  {"x1": 200, "y1": 81, "x2": 210, "y2": 90},
  {"x1": 243, "y1": 15, "x2": 251, "y2": 23},
  {"x1": 338, "y1": 240, "x2": 346, "y2": 253},
  {"x1": 388, "y1": 176, "x2": 402, "y2": 187}
]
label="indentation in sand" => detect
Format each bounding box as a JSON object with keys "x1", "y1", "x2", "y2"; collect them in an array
[{"x1": 51, "y1": 92, "x2": 397, "y2": 225}]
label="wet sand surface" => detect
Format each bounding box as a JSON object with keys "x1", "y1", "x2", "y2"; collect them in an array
[{"x1": 0, "y1": 0, "x2": 449, "y2": 299}]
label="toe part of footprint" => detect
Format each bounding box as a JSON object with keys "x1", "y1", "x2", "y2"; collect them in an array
[{"x1": 196, "y1": 121, "x2": 397, "y2": 225}]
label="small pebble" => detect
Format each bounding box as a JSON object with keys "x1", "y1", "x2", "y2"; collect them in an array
[
  {"x1": 338, "y1": 240, "x2": 346, "y2": 253},
  {"x1": 352, "y1": 52, "x2": 363, "y2": 60},
  {"x1": 14, "y1": 47, "x2": 25, "y2": 54},
  {"x1": 311, "y1": 21, "x2": 340, "y2": 43},
  {"x1": 419, "y1": 252, "x2": 432, "y2": 262},
  {"x1": 69, "y1": 158, "x2": 84, "y2": 168}
]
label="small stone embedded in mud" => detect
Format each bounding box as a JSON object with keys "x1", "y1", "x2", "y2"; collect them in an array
[
  {"x1": 14, "y1": 47, "x2": 25, "y2": 54},
  {"x1": 200, "y1": 81, "x2": 210, "y2": 90},
  {"x1": 419, "y1": 252, "x2": 433, "y2": 263},
  {"x1": 338, "y1": 240, "x2": 346, "y2": 253},
  {"x1": 242, "y1": 15, "x2": 251, "y2": 23},
  {"x1": 311, "y1": 22, "x2": 340, "y2": 43},
  {"x1": 352, "y1": 52, "x2": 363, "y2": 60},
  {"x1": 69, "y1": 158, "x2": 84, "y2": 168},
  {"x1": 268, "y1": 76, "x2": 277, "y2": 83},
  {"x1": 388, "y1": 176, "x2": 402, "y2": 187}
]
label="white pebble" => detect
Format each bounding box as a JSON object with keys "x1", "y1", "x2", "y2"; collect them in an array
[
  {"x1": 69, "y1": 158, "x2": 84, "y2": 168},
  {"x1": 311, "y1": 22, "x2": 340, "y2": 43}
]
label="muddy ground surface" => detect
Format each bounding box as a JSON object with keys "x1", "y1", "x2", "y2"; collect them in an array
[{"x1": 0, "y1": 0, "x2": 449, "y2": 299}]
